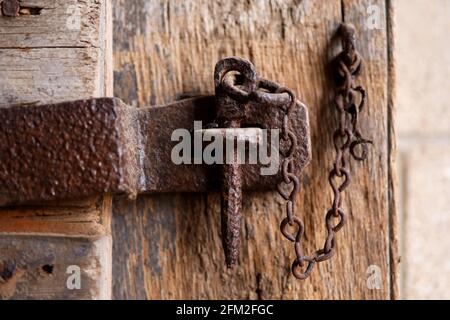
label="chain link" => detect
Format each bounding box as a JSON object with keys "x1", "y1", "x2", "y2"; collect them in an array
[
  {"x1": 276, "y1": 23, "x2": 372, "y2": 280},
  {"x1": 214, "y1": 28, "x2": 370, "y2": 280}
]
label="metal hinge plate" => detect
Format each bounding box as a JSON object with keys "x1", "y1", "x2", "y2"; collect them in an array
[{"x1": 0, "y1": 96, "x2": 310, "y2": 206}]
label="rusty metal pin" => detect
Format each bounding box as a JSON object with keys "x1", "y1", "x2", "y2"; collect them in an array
[
  {"x1": 220, "y1": 124, "x2": 243, "y2": 268},
  {"x1": 0, "y1": 96, "x2": 311, "y2": 206},
  {"x1": 214, "y1": 57, "x2": 258, "y2": 267},
  {"x1": 195, "y1": 126, "x2": 263, "y2": 266}
]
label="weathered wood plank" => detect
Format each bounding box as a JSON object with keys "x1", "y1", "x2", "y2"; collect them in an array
[
  {"x1": 0, "y1": 197, "x2": 110, "y2": 236},
  {"x1": 386, "y1": 0, "x2": 399, "y2": 300},
  {"x1": 0, "y1": 0, "x2": 113, "y2": 299},
  {"x1": 343, "y1": 0, "x2": 398, "y2": 299},
  {"x1": 0, "y1": 0, "x2": 105, "y2": 48},
  {"x1": 0, "y1": 0, "x2": 111, "y2": 107},
  {"x1": 0, "y1": 235, "x2": 111, "y2": 299},
  {"x1": 111, "y1": 0, "x2": 396, "y2": 299}
]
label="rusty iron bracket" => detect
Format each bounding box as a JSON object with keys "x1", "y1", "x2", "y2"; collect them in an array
[
  {"x1": 0, "y1": 95, "x2": 310, "y2": 206},
  {"x1": 0, "y1": 57, "x2": 310, "y2": 204},
  {"x1": 0, "y1": 56, "x2": 311, "y2": 270}
]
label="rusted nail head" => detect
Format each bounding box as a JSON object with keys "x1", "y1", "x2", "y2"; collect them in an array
[{"x1": 1, "y1": 0, "x2": 20, "y2": 17}]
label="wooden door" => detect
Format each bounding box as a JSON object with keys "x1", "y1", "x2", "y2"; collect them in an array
[{"x1": 111, "y1": 0, "x2": 398, "y2": 299}]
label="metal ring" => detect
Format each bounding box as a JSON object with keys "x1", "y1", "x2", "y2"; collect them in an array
[
  {"x1": 323, "y1": 234, "x2": 336, "y2": 256},
  {"x1": 325, "y1": 208, "x2": 346, "y2": 233},
  {"x1": 280, "y1": 216, "x2": 303, "y2": 243},
  {"x1": 333, "y1": 128, "x2": 352, "y2": 151},
  {"x1": 292, "y1": 259, "x2": 315, "y2": 280},
  {"x1": 214, "y1": 57, "x2": 258, "y2": 101},
  {"x1": 313, "y1": 247, "x2": 336, "y2": 263},
  {"x1": 350, "y1": 139, "x2": 373, "y2": 161},
  {"x1": 251, "y1": 78, "x2": 293, "y2": 107},
  {"x1": 276, "y1": 87, "x2": 296, "y2": 115},
  {"x1": 280, "y1": 131, "x2": 297, "y2": 158},
  {"x1": 328, "y1": 167, "x2": 351, "y2": 193},
  {"x1": 353, "y1": 85, "x2": 366, "y2": 112},
  {"x1": 277, "y1": 174, "x2": 299, "y2": 200}
]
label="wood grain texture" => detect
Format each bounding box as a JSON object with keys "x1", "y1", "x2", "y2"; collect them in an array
[
  {"x1": 0, "y1": 0, "x2": 113, "y2": 299},
  {"x1": 112, "y1": 0, "x2": 397, "y2": 299},
  {"x1": 386, "y1": 0, "x2": 399, "y2": 300},
  {"x1": 0, "y1": 0, "x2": 111, "y2": 107},
  {"x1": 0, "y1": 234, "x2": 111, "y2": 299},
  {"x1": 0, "y1": 0, "x2": 105, "y2": 48}
]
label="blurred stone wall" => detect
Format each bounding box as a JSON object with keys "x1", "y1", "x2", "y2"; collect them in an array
[{"x1": 395, "y1": 0, "x2": 450, "y2": 299}]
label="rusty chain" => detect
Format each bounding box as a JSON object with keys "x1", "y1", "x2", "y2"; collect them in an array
[
  {"x1": 216, "y1": 23, "x2": 370, "y2": 280},
  {"x1": 277, "y1": 23, "x2": 372, "y2": 280}
]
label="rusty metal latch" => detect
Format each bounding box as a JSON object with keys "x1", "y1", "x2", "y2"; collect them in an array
[
  {"x1": 1, "y1": 20, "x2": 373, "y2": 284},
  {"x1": 0, "y1": 57, "x2": 311, "y2": 272},
  {"x1": 0, "y1": 58, "x2": 311, "y2": 205},
  {"x1": 0, "y1": 22, "x2": 372, "y2": 281}
]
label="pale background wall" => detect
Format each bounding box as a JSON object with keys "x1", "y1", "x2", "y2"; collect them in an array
[{"x1": 395, "y1": 0, "x2": 450, "y2": 299}]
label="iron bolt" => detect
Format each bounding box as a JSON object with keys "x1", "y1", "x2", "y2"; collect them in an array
[{"x1": 1, "y1": 0, "x2": 20, "y2": 17}]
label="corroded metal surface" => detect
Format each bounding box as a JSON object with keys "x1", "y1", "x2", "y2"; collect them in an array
[
  {"x1": 0, "y1": 94, "x2": 311, "y2": 206},
  {"x1": 214, "y1": 57, "x2": 256, "y2": 268},
  {"x1": 209, "y1": 56, "x2": 313, "y2": 269},
  {"x1": 137, "y1": 96, "x2": 310, "y2": 193},
  {"x1": 283, "y1": 23, "x2": 372, "y2": 280},
  {"x1": 0, "y1": 98, "x2": 137, "y2": 206}
]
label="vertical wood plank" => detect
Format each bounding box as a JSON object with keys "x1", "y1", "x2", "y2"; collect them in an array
[
  {"x1": 386, "y1": 0, "x2": 399, "y2": 300},
  {"x1": 342, "y1": 0, "x2": 398, "y2": 299},
  {"x1": 0, "y1": 0, "x2": 113, "y2": 299},
  {"x1": 112, "y1": 0, "x2": 396, "y2": 299}
]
